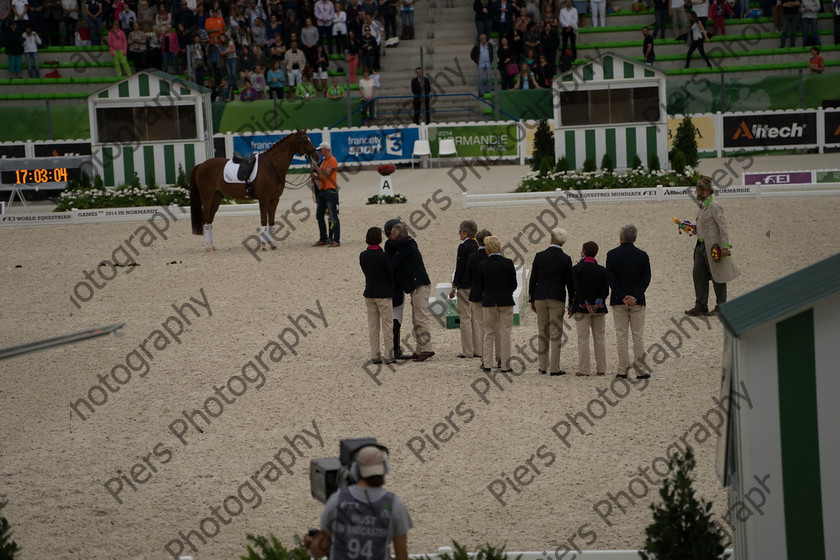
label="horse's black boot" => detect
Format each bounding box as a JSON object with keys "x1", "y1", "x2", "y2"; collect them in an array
[{"x1": 245, "y1": 180, "x2": 254, "y2": 199}]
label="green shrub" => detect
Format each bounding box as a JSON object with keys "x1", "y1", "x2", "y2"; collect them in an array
[
  {"x1": 600, "y1": 153, "x2": 615, "y2": 173},
  {"x1": 649, "y1": 154, "x2": 661, "y2": 171},
  {"x1": 531, "y1": 119, "x2": 555, "y2": 171},
  {"x1": 639, "y1": 449, "x2": 730, "y2": 560},
  {"x1": 424, "y1": 541, "x2": 522, "y2": 560},
  {"x1": 176, "y1": 164, "x2": 189, "y2": 189},
  {"x1": 147, "y1": 171, "x2": 157, "y2": 190},
  {"x1": 130, "y1": 172, "x2": 141, "y2": 189},
  {"x1": 631, "y1": 154, "x2": 643, "y2": 169},
  {"x1": 516, "y1": 167, "x2": 691, "y2": 192},
  {"x1": 93, "y1": 174, "x2": 104, "y2": 190},
  {"x1": 582, "y1": 157, "x2": 596, "y2": 172},
  {"x1": 672, "y1": 150, "x2": 687, "y2": 176},
  {"x1": 555, "y1": 156, "x2": 570, "y2": 172},
  {"x1": 240, "y1": 534, "x2": 311, "y2": 560},
  {"x1": 1, "y1": 501, "x2": 20, "y2": 560},
  {"x1": 671, "y1": 116, "x2": 699, "y2": 167},
  {"x1": 539, "y1": 156, "x2": 554, "y2": 176}
]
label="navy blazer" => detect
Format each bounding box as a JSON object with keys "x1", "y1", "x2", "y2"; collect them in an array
[
  {"x1": 529, "y1": 246, "x2": 574, "y2": 303},
  {"x1": 386, "y1": 236, "x2": 431, "y2": 294},
  {"x1": 605, "y1": 242, "x2": 651, "y2": 306},
  {"x1": 475, "y1": 254, "x2": 517, "y2": 307},
  {"x1": 453, "y1": 238, "x2": 478, "y2": 288},
  {"x1": 572, "y1": 259, "x2": 609, "y2": 314},
  {"x1": 359, "y1": 248, "x2": 393, "y2": 299},
  {"x1": 464, "y1": 247, "x2": 488, "y2": 302}
]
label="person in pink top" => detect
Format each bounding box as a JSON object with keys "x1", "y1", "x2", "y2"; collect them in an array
[
  {"x1": 107, "y1": 20, "x2": 131, "y2": 76},
  {"x1": 161, "y1": 24, "x2": 180, "y2": 74}
]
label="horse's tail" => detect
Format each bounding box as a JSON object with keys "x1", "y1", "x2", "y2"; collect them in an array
[{"x1": 190, "y1": 164, "x2": 203, "y2": 235}]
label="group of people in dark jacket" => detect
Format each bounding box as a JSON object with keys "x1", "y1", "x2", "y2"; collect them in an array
[{"x1": 360, "y1": 218, "x2": 652, "y2": 379}]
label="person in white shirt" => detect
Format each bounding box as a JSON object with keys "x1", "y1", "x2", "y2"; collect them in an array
[
  {"x1": 559, "y1": 0, "x2": 578, "y2": 59},
  {"x1": 12, "y1": 0, "x2": 28, "y2": 20},
  {"x1": 22, "y1": 22, "x2": 40, "y2": 76},
  {"x1": 358, "y1": 66, "x2": 376, "y2": 124}
]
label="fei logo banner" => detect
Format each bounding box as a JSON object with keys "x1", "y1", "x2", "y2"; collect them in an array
[
  {"x1": 232, "y1": 132, "x2": 325, "y2": 165},
  {"x1": 329, "y1": 128, "x2": 419, "y2": 164}
]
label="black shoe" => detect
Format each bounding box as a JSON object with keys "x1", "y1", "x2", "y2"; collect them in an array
[
  {"x1": 480, "y1": 366, "x2": 491, "y2": 373},
  {"x1": 413, "y1": 351, "x2": 435, "y2": 362},
  {"x1": 401, "y1": 353, "x2": 420, "y2": 360},
  {"x1": 685, "y1": 306, "x2": 708, "y2": 316},
  {"x1": 707, "y1": 305, "x2": 720, "y2": 316},
  {"x1": 457, "y1": 354, "x2": 470, "y2": 358},
  {"x1": 473, "y1": 354, "x2": 482, "y2": 358},
  {"x1": 615, "y1": 373, "x2": 628, "y2": 379},
  {"x1": 636, "y1": 374, "x2": 651, "y2": 380},
  {"x1": 371, "y1": 359, "x2": 383, "y2": 365},
  {"x1": 550, "y1": 370, "x2": 567, "y2": 376},
  {"x1": 501, "y1": 369, "x2": 513, "y2": 373},
  {"x1": 539, "y1": 369, "x2": 547, "y2": 375}
]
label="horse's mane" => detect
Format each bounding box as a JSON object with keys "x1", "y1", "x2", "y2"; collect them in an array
[{"x1": 265, "y1": 130, "x2": 305, "y2": 154}]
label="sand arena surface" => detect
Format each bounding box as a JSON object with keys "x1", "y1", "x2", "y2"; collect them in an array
[{"x1": 1, "y1": 158, "x2": 839, "y2": 559}]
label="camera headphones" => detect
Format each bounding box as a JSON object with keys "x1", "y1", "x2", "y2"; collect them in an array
[{"x1": 349, "y1": 443, "x2": 391, "y2": 481}]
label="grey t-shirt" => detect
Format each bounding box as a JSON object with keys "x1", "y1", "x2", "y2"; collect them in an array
[{"x1": 320, "y1": 486, "x2": 413, "y2": 560}]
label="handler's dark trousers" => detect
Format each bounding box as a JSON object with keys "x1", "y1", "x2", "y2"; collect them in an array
[{"x1": 693, "y1": 241, "x2": 726, "y2": 310}]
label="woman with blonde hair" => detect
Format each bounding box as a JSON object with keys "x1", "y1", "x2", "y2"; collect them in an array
[{"x1": 474, "y1": 236, "x2": 518, "y2": 373}]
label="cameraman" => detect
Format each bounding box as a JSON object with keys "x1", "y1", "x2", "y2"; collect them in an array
[{"x1": 307, "y1": 446, "x2": 412, "y2": 560}]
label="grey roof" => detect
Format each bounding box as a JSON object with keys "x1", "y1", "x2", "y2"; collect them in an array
[
  {"x1": 143, "y1": 69, "x2": 210, "y2": 93},
  {"x1": 719, "y1": 252, "x2": 840, "y2": 336}
]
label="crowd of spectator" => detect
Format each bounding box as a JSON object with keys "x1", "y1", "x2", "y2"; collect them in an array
[{"x1": 1, "y1": 0, "x2": 416, "y2": 99}]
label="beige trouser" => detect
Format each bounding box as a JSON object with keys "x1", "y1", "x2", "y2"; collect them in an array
[
  {"x1": 483, "y1": 306, "x2": 513, "y2": 369},
  {"x1": 574, "y1": 312, "x2": 607, "y2": 374},
  {"x1": 470, "y1": 300, "x2": 484, "y2": 356},
  {"x1": 612, "y1": 304, "x2": 646, "y2": 374},
  {"x1": 365, "y1": 297, "x2": 394, "y2": 361},
  {"x1": 457, "y1": 288, "x2": 482, "y2": 356},
  {"x1": 410, "y1": 283, "x2": 433, "y2": 354},
  {"x1": 535, "y1": 299, "x2": 566, "y2": 373}
]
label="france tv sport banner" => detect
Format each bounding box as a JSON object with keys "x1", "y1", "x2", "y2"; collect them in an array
[
  {"x1": 328, "y1": 128, "x2": 419, "y2": 164},
  {"x1": 232, "y1": 131, "x2": 324, "y2": 165}
]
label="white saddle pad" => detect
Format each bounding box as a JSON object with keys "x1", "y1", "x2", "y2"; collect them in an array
[{"x1": 223, "y1": 154, "x2": 260, "y2": 184}]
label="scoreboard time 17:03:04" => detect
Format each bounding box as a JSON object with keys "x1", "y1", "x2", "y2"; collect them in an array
[{"x1": 15, "y1": 168, "x2": 70, "y2": 184}]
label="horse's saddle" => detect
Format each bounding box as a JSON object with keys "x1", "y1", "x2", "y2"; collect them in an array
[{"x1": 232, "y1": 152, "x2": 257, "y2": 182}]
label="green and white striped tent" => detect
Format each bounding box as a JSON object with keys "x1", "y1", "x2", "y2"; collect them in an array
[
  {"x1": 552, "y1": 53, "x2": 668, "y2": 171},
  {"x1": 87, "y1": 70, "x2": 213, "y2": 187},
  {"x1": 717, "y1": 252, "x2": 840, "y2": 560}
]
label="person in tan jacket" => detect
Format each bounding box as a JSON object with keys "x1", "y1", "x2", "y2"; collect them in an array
[{"x1": 685, "y1": 176, "x2": 739, "y2": 317}]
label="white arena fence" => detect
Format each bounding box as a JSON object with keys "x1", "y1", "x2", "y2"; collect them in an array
[{"x1": 2, "y1": 183, "x2": 839, "y2": 227}]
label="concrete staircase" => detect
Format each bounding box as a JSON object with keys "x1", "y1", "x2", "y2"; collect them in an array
[{"x1": 373, "y1": 0, "x2": 486, "y2": 125}]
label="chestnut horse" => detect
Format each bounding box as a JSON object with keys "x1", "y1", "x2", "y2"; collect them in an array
[{"x1": 190, "y1": 130, "x2": 319, "y2": 251}]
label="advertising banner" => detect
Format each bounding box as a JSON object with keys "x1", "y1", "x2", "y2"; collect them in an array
[
  {"x1": 232, "y1": 131, "x2": 324, "y2": 165},
  {"x1": 430, "y1": 124, "x2": 519, "y2": 158},
  {"x1": 328, "y1": 127, "x2": 419, "y2": 164},
  {"x1": 743, "y1": 171, "x2": 814, "y2": 185},
  {"x1": 722, "y1": 112, "x2": 817, "y2": 149},
  {"x1": 823, "y1": 110, "x2": 840, "y2": 146},
  {"x1": 816, "y1": 170, "x2": 840, "y2": 183},
  {"x1": 668, "y1": 116, "x2": 717, "y2": 151}
]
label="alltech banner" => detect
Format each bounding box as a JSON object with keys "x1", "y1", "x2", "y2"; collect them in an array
[
  {"x1": 429, "y1": 124, "x2": 519, "y2": 158},
  {"x1": 722, "y1": 112, "x2": 818, "y2": 149}
]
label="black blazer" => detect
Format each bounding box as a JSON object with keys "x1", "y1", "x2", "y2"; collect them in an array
[
  {"x1": 453, "y1": 238, "x2": 478, "y2": 288},
  {"x1": 475, "y1": 254, "x2": 517, "y2": 307},
  {"x1": 464, "y1": 247, "x2": 488, "y2": 302},
  {"x1": 359, "y1": 248, "x2": 393, "y2": 299},
  {"x1": 386, "y1": 236, "x2": 431, "y2": 294},
  {"x1": 605, "y1": 242, "x2": 651, "y2": 306},
  {"x1": 529, "y1": 246, "x2": 574, "y2": 303},
  {"x1": 572, "y1": 260, "x2": 609, "y2": 314}
]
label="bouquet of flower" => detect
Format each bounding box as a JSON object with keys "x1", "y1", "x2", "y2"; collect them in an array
[{"x1": 377, "y1": 164, "x2": 396, "y2": 176}]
